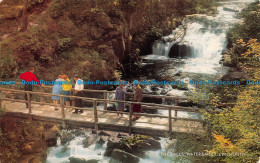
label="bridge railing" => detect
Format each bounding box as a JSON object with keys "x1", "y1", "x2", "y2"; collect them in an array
[
  {"x1": 2, "y1": 81, "x2": 190, "y2": 110},
  {"x1": 0, "y1": 87, "x2": 204, "y2": 134}
]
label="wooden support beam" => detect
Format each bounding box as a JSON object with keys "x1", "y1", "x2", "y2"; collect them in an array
[
  {"x1": 168, "y1": 107, "x2": 172, "y2": 133},
  {"x1": 103, "y1": 92, "x2": 107, "y2": 110},
  {"x1": 174, "y1": 110, "x2": 178, "y2": 121},
  {"x1": 175, "y1": 99, "x2": 179, "y2": 106},
  {"x1": 93, "y1": 100, "x2": 98, "y2": 131},
  {"x1": 72, "y1": 90, "x2": 75, "y2": 107},
  {"x1": 129, "y1": 104, "x2": 133, "y2": 135},
  {"x1": 11, "y1": 85, "x2": 15, "y2": 103},
  {"x1": 27, "y1": 92, "x2": 32, "y2": 113},
  {"x1": 0, "y1": 98, "x2": 2, "y2": 108},
  {"x1": 40, "y1": 86, "x2": 44, "y2": 106},
  {"x1": 60, "y1": 96, "x2": 65, "y2": 119}
]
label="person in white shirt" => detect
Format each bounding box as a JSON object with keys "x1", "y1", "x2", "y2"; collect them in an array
[{"x1": 73, "y1": 75, "x2": 84, "y2": 114}]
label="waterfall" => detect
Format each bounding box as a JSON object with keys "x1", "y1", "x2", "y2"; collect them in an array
[{"x1": 147, "y1": 0, "x2": 256, "y2": 73}]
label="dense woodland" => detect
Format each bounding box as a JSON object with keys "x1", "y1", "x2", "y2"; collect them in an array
[
  {"x1": 0, "y1": 0, "x2": 259, "y2": 162},
  {"x1": 0, "y1": 0, "x2": 217, "y2": 82}
]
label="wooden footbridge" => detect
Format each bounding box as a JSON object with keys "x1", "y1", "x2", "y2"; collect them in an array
[{"x1": 0, "y1": 83, "x2": 206, "y2": 137}]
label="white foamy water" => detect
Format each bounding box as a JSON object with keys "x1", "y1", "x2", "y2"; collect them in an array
[
  {"x1": 46, "y1": 136, "x2": 110, "y2": 163},
  {"x1": 145, "y1": 0, "x2": 256, "y2": 74}
]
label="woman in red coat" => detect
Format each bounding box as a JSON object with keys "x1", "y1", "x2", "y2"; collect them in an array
[{"x1": 133, "y1": 84, "x2": 143, "y2": 120}]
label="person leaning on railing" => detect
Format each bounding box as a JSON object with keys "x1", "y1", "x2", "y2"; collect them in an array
[
  {"x1": 132, "y1": 84, "x2": 143, "y2": 121},
  {"x1": 115, "y1": 83, "x2": 127, "y2": 118},
  {"x1": 19, "y1": 66, "x2": 44, "y2": 108},
  {"x1": 51, "y1": 75, "x2": 63, "y2": 111},
  {"x1": 62, "y1": 75, "x2": 72, "y2": 110},
  {"x1": 73, "y1": 74, "x2": 84, "y2": 114}
]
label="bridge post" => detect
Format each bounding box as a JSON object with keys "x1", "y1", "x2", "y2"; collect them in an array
[
  {"x1": 11, "y1": 85, "x2": 15, "y2": 103},
  {"x1": 60, "y1": 96, "x2": 65, "y2": 118},
  {"x1": 128, "y1": 103, "x2": 133, "y2": 135},
  {"x1": 27, "y1": 92, "x2": 32, "y2": 113},
  {"x1": 72, "y1": 90, "x2": 75, "y2": 107},
  {"x1": 168, "y1": 108, "x2": 172, "y2": 133},
  {"x1": 103, "y1": 92, "x2": 107, "y2": 110},
  {"x1": 174, "y1": 110, "x2": 177, "y2": 121},
  {"x1": 93, "y1": 100, "x2": 99, "y2": 131},
  {"x1": 40, "y1": 86, "x2": 44, "y2": 106},
  {"x1": 175, "y1": 99, "x2": 179, "y2": 106}
]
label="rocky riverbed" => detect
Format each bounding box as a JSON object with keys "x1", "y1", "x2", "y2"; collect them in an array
[{"x1": 46, "y1": 128, "x2": 170, "y2": 163}]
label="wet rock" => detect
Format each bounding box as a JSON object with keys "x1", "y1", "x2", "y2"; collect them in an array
[
  {"x1": 111, "y1": 149, "x2": 140, "y2": 163},
  {"x1": 86, "y1": 159, "x2": 100, "y2": 163},
  {"x1": 98, "y1": 130, "x2": 111, "y2": 136},
  {"x1": 69, "y1": 157, "x2": 91, "y2": 163},
  {"x1": 142, "y1": 97, "x2": 162, "y2": 114},
  {"x1": 61, "y1": 131, "x2": 75, "y2": 145},
  {"x1": 95, "y1": 136, "x2": 108, "y2": 149},
  {"x1": 152, "y1": 136, "x2": 161, "y2": 140},
  {"x1": 104, "y1": 149, "x2": 114, "y2": 157},
  {"x1": 92, "y1": 129, "x2": 97, "y2": 134},
  {"x1": 107, "y1": 137, "x2": 121, "y2": 149},
  {"x1": 223, "y1": 6, "x2": 239, "y2": 12},
  {"x1": 44, "y1": 132, "x2": 57, "y2": 147},
  {"x1": 83, "y1": 134, "x2": 100, "y2": 148},
  {"x1": 146, "y1": 138, "x2": 161, "y2": 150},
  {"x1": 169, "y1": 43, "x2": 192, "y2": 59},
  {"x1": 117, "y1": 133, "x2": 129, "y2": 139},
  {"x1": 142, "y1": 97, "x2": 162, "y2": 104},
  {"x1": 221, "y1": 71, "x2": 249, "y2": 85}
]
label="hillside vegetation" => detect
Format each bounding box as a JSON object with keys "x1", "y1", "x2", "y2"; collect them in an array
[{"x1": 0, "y1": 0, "x2": 217, "y2": 83}]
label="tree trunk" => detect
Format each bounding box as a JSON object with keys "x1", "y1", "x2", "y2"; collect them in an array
[{"x1": 19, "y1": 0, "x2": 29, "y2": 32}]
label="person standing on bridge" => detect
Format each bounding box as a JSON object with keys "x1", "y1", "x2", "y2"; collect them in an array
[
  {"x1": 115, "y1": 83, "x2": 127, "y2": 118},
  {"x1": 73, "y1": 75, "x2": 84, "y2": 114},
  {"x1": 133, "y1": 84, "x2": 143, "y2": 121},
  {"x1": 62, "y1": 75, "x2": 72, "y2": 110},
  {"x1": 51, "y1": 75, "x2": 63, "y2": 110},
  {"x1": 19, "y1": 67, "x2": 43, "y2": 108}
]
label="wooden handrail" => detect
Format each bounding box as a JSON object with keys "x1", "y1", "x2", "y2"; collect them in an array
[
  {"x1": 0, "y1": 87, "x2": 201, "y2": 111},
  {"x1": 0, "y1": 87, "x2": 206, "y2": 134},
  {"x1": 2, "y1": 81, "x2": 190, "y2": 100}
]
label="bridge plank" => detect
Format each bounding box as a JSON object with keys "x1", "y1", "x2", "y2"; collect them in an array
[{"x1": 2, "y1": 101, "x2": 205, "y2": 137}]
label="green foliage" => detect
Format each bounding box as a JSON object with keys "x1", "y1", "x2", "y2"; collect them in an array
[
  {"x1": 162, "y1": 134, "x2": 212, "y2": 162},
  {"x1": 227, "y1": 3, "x2": 260, "y2": 44},
  {"x1": 193, "y1": 0, "x2": 217, "y2": 14},
  {"x1": 121, "y1": 135, "x2": 153, "y2": 146}
]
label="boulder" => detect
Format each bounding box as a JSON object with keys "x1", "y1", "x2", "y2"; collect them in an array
[
  {"x1": 104, "y1": 149, "x2": 114, "y2": 157},
  {"x1": 107, "y1": 137, "x2": 121, "y2": 149},
  {"x1": 98, "y1": 130, "x2": 111, "y2": 136},
  {"x1": 44, "y1": 132, "x2": 57, "y2": 147},
  {"x1": 83, "y1": 135, "x2": 100, "y2": 148},
  {"x1": 69, "y1": 157, "x2": 98, "y2": 163},
  {"x1": 221, "y1": 71, "x2": 249, "y2": 85},
  {"x1": 95, "y1": 136, "x2": 108, "y2": 149},
  {"x1": 223, "y1": 6, "x2": 239, "y2": 12},
  {"x1": 142, "y1": 97, "x2": 162, "y2": 104},
  {"x1": 111, "y1": 149, "x2": 140, "y2": 163},
  {"x1": 60, "y1": 131, "x2": 75, "y2": 145},
  {"x1": 166, "y1": 89, "x2": 188, "y2": 97},
  {"x1": 146, "y1": 138, "x2": 161, "y2": 150}
]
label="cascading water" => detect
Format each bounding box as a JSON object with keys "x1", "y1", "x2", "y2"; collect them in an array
[
  {"x1": 45, "y1": 1, "x2": 257, "y2": 163},
  {"x1": 144, "y1": 0, "x2": 257, "y2": 74}
]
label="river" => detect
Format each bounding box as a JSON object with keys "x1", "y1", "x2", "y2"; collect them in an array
[{"x1": 46, "y1": 0, "x2": 256, "y2": 162}]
